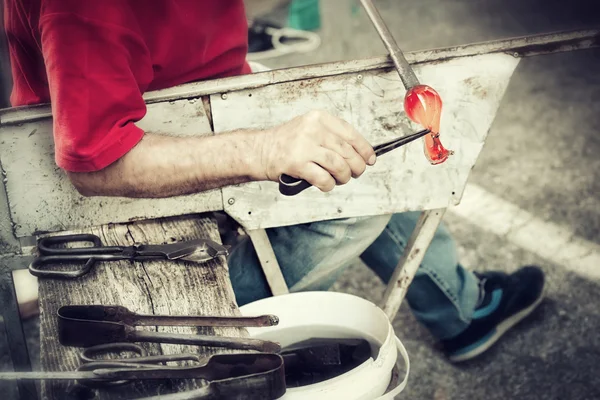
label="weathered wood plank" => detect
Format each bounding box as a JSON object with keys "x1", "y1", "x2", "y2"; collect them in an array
[
  {"x1": 39, "y1": 214, "x2": 245, "y2": 399},
  {"x1": 0, "y1": 99, "x2": 222, "y2": 237},
  {"x1": 217, "y1": 53, "x2": 520, "y2": 229}
]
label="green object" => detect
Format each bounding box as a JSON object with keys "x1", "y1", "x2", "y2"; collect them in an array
[
  {"x1": 287, "y1": 0, "x2": 321, "y2": 31},
  {"x1": 351, "y1": 0, "x2": 361, "y2": 17}
]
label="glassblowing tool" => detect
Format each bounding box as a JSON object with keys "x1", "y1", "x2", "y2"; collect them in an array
[
  {"x1": 57, "y1": 305, "x2": 279, "y2": 328},
  {"x1": 278, "y1": 128, "x2": 430, "y2": 196},
  {"x1": 29, "y1": 233, "x2": 230, "y2": 279},
  {"x1": 56, "y1": 305, "x2": 281, "y2": 353},
  {"x1": 0, "y1": 342, "x2": 286, "y2": 400}
]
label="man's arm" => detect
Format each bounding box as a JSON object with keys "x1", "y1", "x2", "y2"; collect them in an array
[
  {"x1": 67, "y1": 129, "x2": 265, "y2": 198},
  {"x1": 67, "y1": 110, "x2": 378, "y2": 198}
]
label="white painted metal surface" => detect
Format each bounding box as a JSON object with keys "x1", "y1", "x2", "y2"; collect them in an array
[
  {"x1": 0, "y1": 99, "x2": 221, "y2": 237},
  {"x1": 217, "y1": 54, "x2": 520, "y2": 229},
  {"x1": 0, "y1": 53, "x2": 520, "y2": 237}
]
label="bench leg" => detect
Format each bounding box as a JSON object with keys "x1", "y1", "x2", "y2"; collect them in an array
[
  {"x1": 0, "y1": 256, "x2": 38, "y2": 400},
  {"x1": 381, "y1": 208, "x2": 446, "y2": 320},
  {"x1": 245, "y1": 229, "x2": 289, "y2": 296}
]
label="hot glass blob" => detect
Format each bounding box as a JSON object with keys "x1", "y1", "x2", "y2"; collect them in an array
[{"x1": 404, "y1": 85, "x2": 453, "y2": 165}]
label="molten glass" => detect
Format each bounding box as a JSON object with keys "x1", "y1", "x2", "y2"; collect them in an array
[{"x1": 403, "y1": 85, "x2": 453, "y2": 165}]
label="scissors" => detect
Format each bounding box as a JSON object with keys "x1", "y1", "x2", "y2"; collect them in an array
[
  {"x1": 278, "y1": 128, "x2": 431, "y2": 196},
  {"x1": 0, "y1": 342, "x2": 287, "y2": 400},
  {"x1": 29, "y1": 233, "x2": 230, "y2": 279}
]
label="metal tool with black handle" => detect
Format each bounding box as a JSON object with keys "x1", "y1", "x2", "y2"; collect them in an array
[
  {"x1": 0, "y1": 342, "x2": 287, "y2": 399},
  {"x1": 29, "y1": 233, "x2": 230, "y2": 279},
  {"x1": 59, "y1": 305, "x2": 279, "y2": 328},
  {"x1": 57, "y1": 305, "x2": 281, "y2": 353},
  {"x1": 278, "y1": 128, "x2": 430, "y2": 196}
]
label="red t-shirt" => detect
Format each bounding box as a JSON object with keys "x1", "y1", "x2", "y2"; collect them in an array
[{"x1": 4, "y1": 0, "x2": 251, "y2": 172}]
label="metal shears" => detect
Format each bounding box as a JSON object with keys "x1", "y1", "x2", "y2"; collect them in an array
[
  {"x1": 29, "y1": 233, "x2": 230, "y2": 279},
  {"x1": 278, "y1": 128, "x2": 431, "y2": 196},
  {"x1": 0, "y1": 342, "x2": 286, "y2": 400}
]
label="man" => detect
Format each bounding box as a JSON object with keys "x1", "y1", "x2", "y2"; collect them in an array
[{"x1": 4, "y1": 0, "x2": 544, "y2": 362}]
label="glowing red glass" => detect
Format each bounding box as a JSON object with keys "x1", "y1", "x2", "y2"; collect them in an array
[{"x1": 403, "y1": 85, "x2": 453, "y2": 165}]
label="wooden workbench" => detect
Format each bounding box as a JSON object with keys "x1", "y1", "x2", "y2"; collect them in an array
[{"x1": 38, "y1": 214, "x2": 245, "y2": 399}]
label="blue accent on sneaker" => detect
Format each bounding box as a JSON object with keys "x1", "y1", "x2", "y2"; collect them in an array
[
  {"x1": 450, "y1": 328, "x2": 497, "y2": 357},
  {"x1": 472, "y1": 289, "x2": 503, "y2": 319},
  {"x1": 441, "y1": 266, "x2": 545, "y2": 362}
]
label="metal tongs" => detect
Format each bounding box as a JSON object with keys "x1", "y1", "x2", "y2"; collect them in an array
[
  {"x1": 60, "y1": 305, "x2": 280, "y2": 327},
  {"x1": 57, "y1": 305, "x2": 281, "y2": 353},
  {"x1": 29, "y1": 233, "x2": 230, "y2": 279},
  {"x1": 278, "y1": 128, "x2": 431, "y2": 196},
  {"x1": 0, "y1": 343, "x2": 286, "y2": 400}
]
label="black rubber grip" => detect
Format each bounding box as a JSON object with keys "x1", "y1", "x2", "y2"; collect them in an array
[{"x1": 278, "y1": 174, "x2": 313, "y2": 196}]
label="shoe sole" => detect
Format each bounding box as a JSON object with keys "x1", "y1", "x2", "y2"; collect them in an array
[{"x1": 449, "y1": 293, "x2": 544, "y2": 363}]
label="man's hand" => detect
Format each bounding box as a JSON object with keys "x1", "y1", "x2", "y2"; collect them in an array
[{"x1": 259, "y1": 110, "x2": 377, "y2": 192}]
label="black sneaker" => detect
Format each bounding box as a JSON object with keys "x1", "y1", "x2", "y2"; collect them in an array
[
  {"x1": 247, "y1": 19, "x2": 321, "y2": 61},
  {"x1": 442, "y1": 265, "x2": 545, "y2": 362}
]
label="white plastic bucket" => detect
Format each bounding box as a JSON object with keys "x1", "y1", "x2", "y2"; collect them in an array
[{"x1": 239, "y1": 292, "x2": 409, "y2": 399}]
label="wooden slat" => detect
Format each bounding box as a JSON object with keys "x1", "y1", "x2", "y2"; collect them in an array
[
  {"x1": 0, "y1": 99, "x2": 222, "y2": 237},
  {"x1": 39, "y1": 215, "x2": 245, "y2": 399},
  {"x1": 218, "y1": 53, "x2": 520, "y2": 230},
  {"x1": 381, "y1": 209, "x2": 446, "y2": 320},
  {"x1": 245, "y1": 229, "x2": 289, "y2": 296}
]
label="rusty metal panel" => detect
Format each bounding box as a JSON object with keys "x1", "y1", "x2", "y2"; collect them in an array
[
  {"x1": 0, "y1": 99, "x2": 221, "y2": 237},
  {"x1": 216, "y1": 53, "x2": 520, "y2": 230}
]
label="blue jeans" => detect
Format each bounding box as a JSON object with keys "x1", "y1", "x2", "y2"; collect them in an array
[{"x1": 228, "y1": 212, "x2": 479, "y2": 340}]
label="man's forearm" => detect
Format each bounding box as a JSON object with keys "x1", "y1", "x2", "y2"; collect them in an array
[{"x1": 67, "y1": 130, "x2": 267, "y2": 198}]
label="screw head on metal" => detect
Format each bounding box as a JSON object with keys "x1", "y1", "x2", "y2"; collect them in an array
[
  {"x1": 221, "y1": 93, "x2": 228, "y2": 100},
  {"x1": 228, "y1": 198, "x2": 235, "y2": 205}
]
